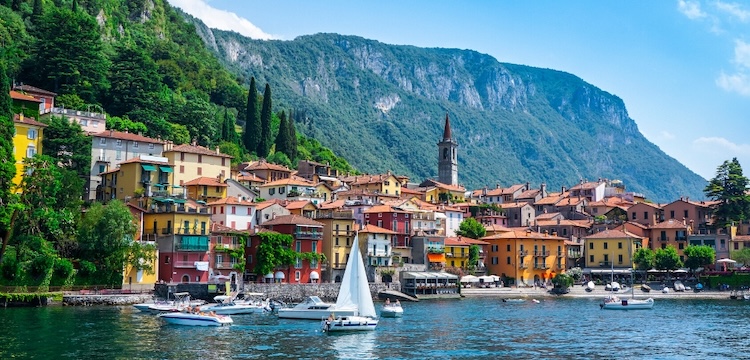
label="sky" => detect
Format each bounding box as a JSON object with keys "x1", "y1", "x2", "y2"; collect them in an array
[{"x1": 167, "y1": 0, "x2": 750, "y2": 181}]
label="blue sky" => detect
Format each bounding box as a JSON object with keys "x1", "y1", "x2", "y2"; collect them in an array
[{"x1": 168, "y1": 0, "x2": 750, "y2": 181}]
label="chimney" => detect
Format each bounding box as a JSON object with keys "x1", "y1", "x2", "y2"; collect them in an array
[
  {"x1": 561, "y1": 186, "x2": 566, "y2": 193},
  {"x1": 124, "y1": 129, "x2": 129, "y2": 133},
  {"x1": 526, "y1": 182, "x2": 530, "y2": 190},
  {"x1": 109, "y1": 129, "x2": 114, "y2": 136},
  {"x1": 216, "y1": 146, "x2": 220, "y2": 154},
  {"x1": 192, "y1": 139, "x2": 197, "y2": 146},
  {"x1": 496, "y1": 183, "x2": 500, "y2": 189},
  {"x1": 557, "y1": 218, "x2": 561, "y2": 225}
]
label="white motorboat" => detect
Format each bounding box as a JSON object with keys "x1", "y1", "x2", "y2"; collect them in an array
[
  {"x1": 146, "y1": 292, "x2": 204, "y2": 313},
  {"x1": 585, "y1": 281, "x2": 595, "y2": 292},
  {"x1": 276, "y1": 296, "x2": 356, "y2": 320},
  {"x1": 323, "y1": 232, "x2": 378, "y2": 332},
  {"x1": 600, "y1": 295, "x2": 654, "y2": 310},
  {"x1": 158, "y1": 311, "x2": 233, "y2": 326},
  {"x1": 199, "y1": 295, "x2": 269, "y2": 315},
  {"x1": 380, "y1": 302, "x2": 403, "y2": 318}
]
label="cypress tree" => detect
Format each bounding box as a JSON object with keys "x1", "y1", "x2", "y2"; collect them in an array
[
  {"x1": 275, "y1": 110, "x2": 289, "y2": 158},
  {"x1": 257, "y1": 83, "x2": 272, "y2": 158},
  {"x1": 287, "y1": 110, "x2": 298, "y2": 162},
  {"x1": 0, "y1": 59, "x2": 17, "y2": 259},
  {"x1": 32, "y1": 0, "x2": 44, "y2": 22},
  {"x1": 242, "y1": 77, "x2": 260, "y2": 154},
  {"x1": 221, "y1": 108, "x2": 238, "y2": 143}
]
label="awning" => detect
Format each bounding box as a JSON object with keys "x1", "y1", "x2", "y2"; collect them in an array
[
  {"x1": 159, "y1": 166, "x2": 173, "y2": 173},
  {"x1": 427, "y1": 253, "x2": 446, "y2": 263},
  {"x1": 310, "y1": 271, "x2": 320, "y2": 280},
  {"x1": 274, "y1": 271, "x2": 285, "y2": 279},
  {"x1": 264, "y1": 273, "x2": 274, "y2": 279},
  {"x1": 141, "y1": 164, "x2": 157, "y2": 172}
]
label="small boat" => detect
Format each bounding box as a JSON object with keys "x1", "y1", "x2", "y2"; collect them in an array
[
  {"x1": 641, "y1": 284, "x2": 651, "y2": 293},
  {"x1": 199, "y1": 295, "x2": 270, "y2": 315},
  {"x1": 276, "y1": 296, "x2": 356, "y2": 320},
  {"x1": 585, "y1": 281, "x2": 595, "y2": 292},
  {"x1": 323, "y1": 232, "x2": 378, "y2": 332},
  {"x1": 380, "y1": 302, "x2": 403, "y2": 318},
  {"x1": 673, "y1": 281, "x2": 686, "y2": 292},
  {"x1": 600, "y1": 295, "x2": 654, "y2": 310},
  {"x1": 532, "y1": 299, "x2": 540, "y2": 304},
  {"x1": 501, "y1": 298, "x2": 525, "y2": 303},
  {"x1": 146, "y1": 292, "x2": 204, "y2": 313},
  {"x1": 158, "y1": 311, "x2": 233, "y2": 326}
]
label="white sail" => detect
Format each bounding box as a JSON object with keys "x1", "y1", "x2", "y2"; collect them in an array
[{"x1": 334, "y1": 232, "x2": 376, "y2": 318}]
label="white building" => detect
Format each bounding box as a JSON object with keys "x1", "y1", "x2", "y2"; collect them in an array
[
  {"x1": 360, "y1": 224, "x2": 397, "y2": 267},
  {"x1": 208, "y1": 196, "x2": 257, "y2": 231}
]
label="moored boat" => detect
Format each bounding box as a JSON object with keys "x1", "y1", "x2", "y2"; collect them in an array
[
  {"x1": 276, "y1": 296, "x2": 356, "y2": 320},
  {"x1": 157, "y1": 311, "x2": 233, "y2": 326},
  {"x1": 600, "y1": 295, "x2": 654, "y2": 310},
  {"x1": 199, "y1": 295, "x2": 269, "y2": 315},
  {"x1": 380, "y1": 301, "x2": 403, "y2": 318}
]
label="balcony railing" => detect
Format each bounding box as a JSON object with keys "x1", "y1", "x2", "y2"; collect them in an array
[
  {"x1": 174, "y1": 261, "x2": 195, "y2": 268},
  {"x1": 519, "y1": 250, "x2": 528, "y2": 256},
  {"x1": 214, "y1": 243, "x2": 239, "y2": 251},
  {"x1": 519, "y1": 263, "x2": 528, "y2": 269},
  {"x1": 295, "y1": 231, "x2": 323, "y2": 240},
  {"x1": 599, "y1": 261, "x2": 612, "y2": 267},
  {"x1": 660, "y1": 237, "x2": 669, "y2": 241},
  {"x1": 534, "y1": 264, "x2": 548, "y2": 270},
  {"x1": 315, "y1": 211, "x2": 354, "y2": 219},
  {"x1": 534, "y1": 251, "x2": 550, "y2": 257},
  {"x1": 367, "y1": 251, "x2": 389, "y2": 257},
  {"x1": 215, "y1": 262, "x2": 236, "y2": 269}
]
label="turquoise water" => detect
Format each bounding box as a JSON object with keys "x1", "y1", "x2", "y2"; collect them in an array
[{"x1": 1, "y1": 297, "x2": 747, "y2": 359}]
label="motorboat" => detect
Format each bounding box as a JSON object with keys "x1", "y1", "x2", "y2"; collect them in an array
[
  {"x1": 600, "y1": 295, "x2": 654, "y2": 310},
  {"x1": 380, "y1": 302, "x2": 403, "y2": 318},
  {"x1": 322, "y1": 232, "x2": 378, "y2": 332},
  {"x1": 199, "y1": 295, "x2": 270, "y2": 315},
  {"x1": 673, "y1": 281, "x2": 686, "y2": 292},
  {"x1": 146, "y1": 292, "x2": 204, "y2": 313},
  {"x1": 585, "y1": 281, "x2": 595, "y2": 292},
  {"x1": 276, "y1": 296, "x2": 356, "y2": 320},
  {"x1": 502, "y1": 298, "x2": 526, "y2": 303},
  {"x1": 158, "y1": 311, "x2": 233, "y2": 326}
]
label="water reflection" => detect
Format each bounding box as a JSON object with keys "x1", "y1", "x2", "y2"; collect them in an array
[{"x1": 329, "y1": 331, "x2": 377, "y2": 360}]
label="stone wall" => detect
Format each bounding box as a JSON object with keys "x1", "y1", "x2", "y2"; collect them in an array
[
  {"x1": 63, "y1": 294, "x2": 153, "y2": 306},
  {"x1": 242, "y1": 282, "x2": 399, "y2": 303}
]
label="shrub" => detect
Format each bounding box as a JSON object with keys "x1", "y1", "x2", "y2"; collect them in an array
[{"x1": 54, "y1": 258, "x2": 74, "y2": 279}]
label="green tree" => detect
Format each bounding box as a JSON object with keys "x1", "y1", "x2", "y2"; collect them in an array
[
  {"x1": 0, "y1": 59, "x2": 20, "y2": 261},
  {"x1": 287, "y1": 110, "x2": 298, "y2": 161},
  {"x1": 220, "y1": 108, "x2": 238, "y2": 144},
  {"x1": 275, "y1": 110, "x2": 290, "y2": 158},
  {"x1": 54, "y1": 94, "x2": 85, "y2": 110},
  {"x1": 31, "y1": 0, "x2": 43, "y2": 23},
  {"x1": 25, "y1": 6, "x2": 108, "y2": 103},
  {"x1": 704, "y1": 158, "x2": 750, "y2": 229},
  {"x1": 176, "y1": 92, "x2": 218, "y2": 146},
  {"x1": 169, "y1": 123, "x2": 191, "y2": 145},
  {"x1": 0, "y1": 7, "x2": 32, "y2": 75},
  {"x1": 77, "y1": 200, "x2": 138, "y2": 286},
  {"x1": 107, "y1": 116, "x2": 148, "y2": 135},
  {"x1": 105, "y1": 45, "x2": 162, "y2": 120},
  {"x1": 253, "y1": 232, "x2": 297, "y2": 277},
  {"x1": 633, "y1": 247, "x2": 655, "y2": 270},
  {"x1": 257, "y1": 83, "x2": 272, "y2": 157},
  {"x1": 243, "y1": 77, "x2": 260, "y2": 154},
  {"x1": 654, "y1": 246, "x2": 682, "y2": 271},
  {"x1": 455, "y1": 218, "x2": 486, "y2": 239},
  {"x1": 218, "y1": 141, "x2": 243, "y2": 167},
  {"x1": 731, "y1": 248, "x2": 750, "y2": 266},
  {"x1": 41, "y1": 115, "x2": 92, "y2": 179},
  {"x1": 683, "y1": 245, "x2": 715, "y2": 272},
  {"x1": 552, "y1": 273, "x2": 574, "y2": 289},
  {"x1": 468, "y1": 244, "x2": 479, "y2": 271}
]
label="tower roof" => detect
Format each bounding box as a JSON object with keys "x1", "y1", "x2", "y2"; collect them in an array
[{"x1": 443, "y1": 113, "x2": 452, "y2": 140}]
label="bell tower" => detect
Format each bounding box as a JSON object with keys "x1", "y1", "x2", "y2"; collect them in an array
[{"x1": 437, "y1": 113, "x2": 458, "y2": 186}]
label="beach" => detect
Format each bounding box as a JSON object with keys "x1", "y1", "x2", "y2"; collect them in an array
[{"x1": 460, "y1": 284, "x2": 735, "y2": 300}]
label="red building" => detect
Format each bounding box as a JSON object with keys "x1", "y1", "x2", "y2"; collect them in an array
[
  {"x1": 250, "y1": 214, "x2": 324, "y2": 283},
  {"x1": 363, "y1": 205, "x2": 412, "y2": 262}
]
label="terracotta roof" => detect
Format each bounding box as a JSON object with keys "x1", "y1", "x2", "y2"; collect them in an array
[
  {"x1": 9, "y1": 90, "x2": 41, "y2": 102},
  {"x1": 349, "y1": 173, "x2": 399, "y2": 186},
  {"x1": 424, "y1": 179, "x2": 466, "y2": 192},
  {"x1": 364, "y1": 205, "x2": 410, "y2": 214},
  {"x1": 119, "y1": 156, "x2": 170, "y2": 165},
  {"x1": 237, "y1": 173, "x2": 266, "y2": 183},
  {"x1": 400, "y1": 187, "x2": 425, "y2": 195},
  {"x1": 630, "y1": 202, "x2": 662, "y2": 209},
  {"x1": 534, "y1": 192, "x2": 566, "y2": 205},
  {"x1": 285, "y1": 200, "x2": 315, "y2": 210},
  {"x1": 570, "y1": 181, "x2": 603, "y2": 191},
  {"x1": 166, "y1": 144, "x2": 232, "y2": 158},
  {"x1": 93, "y1": 130, "x2": 164, "y2": 144},
  {"x1": 359, "y1": 224, "x2": 397, "y2": 234},
  {"x1": 484, "y1": 224, "x2": 512, "y2": 232},
  {"x1": 498, "y1": 202, "x2": 531, "y2": 209},
  {"x1": 517, "y1": 189, "x2": 541, "y2": 199},
  {"x1": 318, "y1": 199, "x2": 346, "y2": 210},
  {"x1": 481, "y1": 229, "x2": 566, "y2": 241},
  {"x1": 445, "y1": 236, "x2": 489, "y2": 246},
  {"x1": 184, "y1": 177, "x2": 228, "y2": 187},
  {"x1": 210, "y1": 222, "x2": 244, "y2": 234},
  {"x1": 556, "y1": 197, "x2": 585, "y2": 206},
  {"x1": 502, "y1": 184, "x2": 527, "y2": 195},
  {"x1": 261, "y1": 177, "x2": 314, "y2": 187},
  {"x1": 254, "y1": 201, "x2": 281, "y2": 210},
  {"x1": 13, "y1": 84, "x2": 56, "y2": 96},
  {"x1": 584, "y1": 229, "x2": 642, "y2": 239},
  {"x1": 244, "y1": 160, "x2": 293, "y2": 172},
  {"x1": 260, "y1": 214, "x2": 323, "y2": 227},
  {"x1": 536, "y1": 219, "x2": 592, "y2": 228},
  {"x1": 442, "y1": 113, "x2": 452, "y2": 139},
  {"x1": 649, "y1": 219, "x2": 690, "y2": 229},
  {"x1": 207, "y1": 196, "x2": 255, "y2": 206},
  {"x1": 13, "y1": 114, "x2": 47, "y2": 127},
  {"x1": 535, "y1": 212, "x2": 563, "y2": 220}
]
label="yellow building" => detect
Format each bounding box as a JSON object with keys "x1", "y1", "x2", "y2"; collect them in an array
[
  {"x1": 12, "y1": 114, "x2": 47, "y2": 191},
  {"x1": 122, "y1": 203, "x2": 159, "y2": 290},
  {"x1": 184, "y1": 176, "x2": 228, "y2": 202},
  {"x1": 98, "y1": 156, "x2": 174, "y2": 201},
  {"x1": 482, "y1": 229, "x2": 566, "y2": 286},
  {"x1": 163, "y1": 143, "x2": 232, "y2": 187},
  {"x1": 315, "y1": 201, "x2": 357, "y2": 282},
  {"x1": 419, "y1": 179, "x2": 467, "y2": 203},
  {"x1": 583, "y1": 229, "x2": 644, "y2": 274},
  {"x1": 345, "y1": 173, "x2": 403, "y2": 196}
]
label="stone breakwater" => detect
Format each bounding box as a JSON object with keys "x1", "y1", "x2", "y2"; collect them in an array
[
  {"x1": 63, "y1": 294, "x2": 153, "y2": 306},
  {"x1": 242, "y1": 282, "x2": 398, "y2": 303}
]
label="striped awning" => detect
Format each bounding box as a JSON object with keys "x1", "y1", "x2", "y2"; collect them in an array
[{"x1": 427, "y1": 253, "x2": 446, "y2": 263}]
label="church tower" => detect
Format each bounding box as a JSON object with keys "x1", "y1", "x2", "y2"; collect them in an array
[{"x1": 437, "y1": 113, "x2": 458, "y2": 186}]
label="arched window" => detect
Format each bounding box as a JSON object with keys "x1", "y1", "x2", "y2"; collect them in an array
[
  {"x1": 181, "y1": 275, "x2": 190, "y2": 283},
  {"x1": 443, "y1": 148, "x2": 449, "y2": 159}
]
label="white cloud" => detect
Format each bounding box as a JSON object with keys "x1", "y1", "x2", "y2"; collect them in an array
[
  {"x1": 732, "y1": 39, "x2": 750, "y2": 68},
  {"x1": 716, "y1": 40, "x2": 750, "y2": 96},
  {"x1": 167, "y1": 0, "x2": 277, "y2": 40},
  {"x1": 715, "y1": 1, "x2": 750, "y2": 22},
  {"x1": 678, "y1": 0, "x2": 707, "y2": 19},
  {"x1": 693, "y1": 137, "x2": 750, "y2": 155}
]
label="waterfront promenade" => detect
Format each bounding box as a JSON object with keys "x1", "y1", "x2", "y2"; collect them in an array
[{"x1": 460, "y1": 284, "x2": 734, "y2": 300}]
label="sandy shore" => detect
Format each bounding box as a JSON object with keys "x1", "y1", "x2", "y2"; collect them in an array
[{"x1": 460, "y1": 285, "x2": 736, "y2": 300}]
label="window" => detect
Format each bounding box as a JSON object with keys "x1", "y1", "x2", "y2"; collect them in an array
[
  {"x1": 27, "y1": 129, "x2": 37, "y2": 140},
  {"x1": 247, "y1": 208, "x2": 252, "y2": 215},
  {"x1": 269, "y1": 188, "x2": 275, "y2": 195},
  {"x1": 643, "y1": 212, "x2": 648, "y2": 220},
  {"x1": 133, "y1": 141, "x2": 139, "y2": 148},
  {"x1": 116, "y1": 150, "x2": 122, "y2": 160},
  {"x1": 26, "y1": 145, "x2": 36, "y2": 158},
  {"x1": 670, "y1": 210, "x2": 675, "y2": 219},
  {"x1": 312, "y1": 241, "x2": 318, "y2": 253},
  {"x1": 98, "y1": 165, "x2": 105, "y2": 174},
  {"x1": 198, "y1": 155, "x2": 203, "y2": 163},
  {"x1": 590, "y1": 255, "x2": 594, "y2": 262},
  {"x1": 197, "y1": 167, "x2": 202, "y2": 175},
  {"x1": 618, "y1": 254, "x2": 623, "y2": 263},
  {"x1": 180, "y1": 152, "x2": 185, "y2": 161},
  {"x1": 222, "y1": 158, "x2": 226, "y2": 166},
  {"x1": 378, "y1": 213, "x2": 382, "y2": 218},
  {"x1": 201, "y1": 222, "x2": 206, "y2": 234},
  {"x1": 279, "y1": 187, "x2": 285, "y2": 194},
  {"x1": 296, "y1": 241, "x2": 302, "y2": 252},
  {"x1": 295, "y1": 271, "x2": 301, "y2": 281},
  {"x1": 231, "y1": 206, "x2": 236, "y2": 215},
  {"x1": 618, "y1": 242, "x2": 623, "y2": 249},
  {"x1": 220, "y1": 206, "x2": 224, "y2": 214},
  {"x1": 506, "y1": 244, "x2": 511, "y2": 251},
  {"x1": 295, "y1": 258, "x2": 302, "y2": 269},
  {"x1": 603, "y1": 242, "x2": 608, "y2": 249},
  {"x1": 589, "y1": 242, "x2": 594, "y2": 250},
  {"x1": 99, "y1": 138, "x2": 106, "y2": 145},
  {"x1": 684, "y1": 210, "x2": 689, "y2": 218},
  {"x1": 631, "y1": 212, "x2": 636, "y2": 220},
  {"x1": 149, "y1": 143, "x2": 154, "y2": 150},
  {"x1": 116, "y1": 139, "x2": 122, "y2": 147},
  {"x1": 165, "y1": 256, "x2": 170, "y2": 264},
  {"x1": 179, "y1": 165, "x2": 184, "y2": 173},
  {"x1": 507, "y1": 257, "x2": 511, "y2": 264}
]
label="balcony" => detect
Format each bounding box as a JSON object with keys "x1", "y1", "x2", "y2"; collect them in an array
[
  {"x1": 95, "y1": 155, "x2": 110, "y2": 162},
  {"x1": 367, "y1": 251, "x2": 390, "y2": 258},
  {"x1": 215, "y1": 262, "x2": 236, "y2": 270},
  {"x1": 519, "y1": 250, "x2": 528, "y2": 256},
  {"x1": 176, "y1": 235, "x2": 209, "y2": 251},
  {"x1": 214, "y1": 243, "x2": 240, "y2": 251},
  {"x1": 534, "y1": 264, "x2": 548, "y2": 270},
  {"x1": 174, "y1": 261, "x2": 196, "y2": 268},
  {"x1": 534, "y1": 251, "x2": 550, "y2": 257},
  {"x1": 294, "y1": 231, "x2": 323, "y2": 240},
  {"x1": 332, "y1": 229, "x2": 355, "y2": 236},
  {"x1": 315, "y1": 211, "x2": 354, "y2": 220},
  {"x1": 519, "y1": 263, "x2": 528, "y2": 269},
  {"x1": 599, "y1": 261, "x2": 612, "y2": 267},
  {"x1": 659, "y1": 237, "x2": 669, "y2": 242}
]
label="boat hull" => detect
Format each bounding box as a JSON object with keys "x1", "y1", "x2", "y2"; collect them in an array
[
  {"x1": 323, "y1": 316, "x2": 378, "y2": 332},
  {"x1": 200, "y1": 304, "x2": 268, "y2": 315},
  {"x1": 601, "y1": 298, "x2": 654, "y2": 310},
  {"x1": 158, "y1": 313, "x2": 233, "y2": 326},
  {"x1": 277, "y1": 308, "x2": 357, "y2": 320},
  {"x1": 380, "y1": 306, "x2": 403, "y2": 318}
]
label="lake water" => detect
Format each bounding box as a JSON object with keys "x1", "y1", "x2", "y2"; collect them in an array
[{"x1": 1, "y1": 297, "x2": 747, "y2": 359}]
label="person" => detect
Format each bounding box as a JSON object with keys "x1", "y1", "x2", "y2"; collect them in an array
[
  {"x1": 385, "y1": 298, "x2": 391, "y2": 306},
  {"x1": 327, "y1": 313, "x2": 334, "y2": 321},
  {"x1": 395, "y1": 299, "x2": 400, "y2": 306}
]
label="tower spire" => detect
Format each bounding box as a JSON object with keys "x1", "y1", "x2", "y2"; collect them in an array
[{"x1": 442, "y1": 113, "x2": 452, "y2": 140}]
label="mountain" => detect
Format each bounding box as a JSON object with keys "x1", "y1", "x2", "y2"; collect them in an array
[{"x1": 187, "y1": 22, "x2": 706, "y2": 202}]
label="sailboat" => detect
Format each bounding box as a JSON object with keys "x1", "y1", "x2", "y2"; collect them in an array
[
  {"x1": 322, "y1": 231, "x2": 378, "y2": 332},
  {"x1": 601, "y1": 264, "x2": 654, "y2": 310}
]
